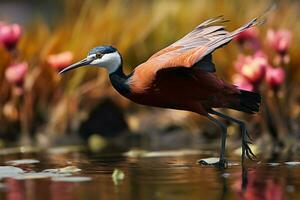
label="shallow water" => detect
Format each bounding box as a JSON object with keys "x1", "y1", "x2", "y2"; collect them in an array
[{"x1": 0, "y1": 150, "x2": 299, "y2": 200}]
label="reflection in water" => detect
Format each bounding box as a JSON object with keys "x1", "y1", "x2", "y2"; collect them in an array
[
  {"x1": 242, "y1": 164, "x2": 248, "y2": 192},
  {"x1": 0, "y1": 152, "x2": 299, "y2": 200},
  {"x1": 51, "y1": 181, "x2": 75, "y2": 200},
  {"x1": 5, "y1": 178, "x2": 51, "y2": 200},
  {"x1": 233, "y1": 165, "x2": 285, "y2": 200},
  {"x1": 217, "y1": 168, "x2": 228, "y2": 200},
  {"x1": 5, "y1": 178, "x2": 25, "y2": 200}
]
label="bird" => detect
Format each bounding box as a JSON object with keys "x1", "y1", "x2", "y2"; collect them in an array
[{"x1": 59, "y1": 15, "x2": 264, "y2": 168}]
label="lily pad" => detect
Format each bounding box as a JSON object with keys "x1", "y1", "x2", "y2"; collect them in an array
[
  {"x1": 6, "y1": 159, "x2": 40, "y2": 166},
  {"x1": 145, "y1": 150, "x2": 204, "y2": 158},
  {"x1": 0, "y1": 146, "x2": 40, "y2": 155},
  {"x1": 221, "y1": 173, "x2": 230, "y2": 178},
  {"x1": 0, "y1": 166, "x2": 24, "y2": 174},
  {"x1": 197, "y1": 157, "x2": 220, "y2": 165},
  {"x1": 12, "y1": 172, "x2": 71, "y2": 180},
  {"x1": 124, "y1": 149, "x2": 148, "y2": 157},
  {"x1": 52, "y1": 176, "x2": 92, "y2": 182},
  {"x1": 0, "y1": 166, "x2": 24, "y2": 179},
  {"x1": 285, "y1": 161, "x2": 300, "y2": 166},
  {"x1": 268, "y1": 163, "x2": 280, "y2": 166},
  {"x1": 43, "y1": 166, "x2": 81, "y2": 173},
  {"x1": 112, "y1": 169, "x2": 125, "y2": 185},
  {"x1": 125, "y1": 149, "x2": 205, "y2": 158},
  {"x1": 47, "y1": 146, "x2": 86, "y2": 154}
]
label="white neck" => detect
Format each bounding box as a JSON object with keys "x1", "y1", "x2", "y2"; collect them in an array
[{"x1": 90, "y1": 52, "x2": 121, "y2": 74}]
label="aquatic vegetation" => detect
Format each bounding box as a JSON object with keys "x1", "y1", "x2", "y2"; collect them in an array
[
  {"x1": 0, "y1": 163, "x2": 84, "y2": 181},
  {"x1": 112, "y1": 168, "x2": 125, "y2": 186},
  {"x1": 1, "y1": 151, "x2": 299, "y2": 200},
  {"x1": 232, "y1": 23, "x2": 299, "y2": 159}
]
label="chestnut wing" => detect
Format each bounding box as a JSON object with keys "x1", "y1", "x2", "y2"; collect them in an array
[{"x1": 139, "y1": 15, "x2": 262, "y2": 73}]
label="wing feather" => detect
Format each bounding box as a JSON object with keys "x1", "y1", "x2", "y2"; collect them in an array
[{"x1": 139, "y1": 15, "x2": 264, "y2": 74}]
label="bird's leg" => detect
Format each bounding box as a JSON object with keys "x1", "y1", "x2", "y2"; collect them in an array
[
  {"x1": 210, "y1": 110, "x2": 257, "y2": 164},
  {"x1": 204, "y1": 115, "x2": 228, "y2": 168}
]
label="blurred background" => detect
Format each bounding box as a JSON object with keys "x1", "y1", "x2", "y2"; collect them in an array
[{"x1": 0, "y1": 0, "x2": 299, "y2": 160}]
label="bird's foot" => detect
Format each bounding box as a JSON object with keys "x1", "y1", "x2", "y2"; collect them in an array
[
  {"x1": 198, "y1": 157, "x2": 228, "y2": 168},
  {"x1": 242, "y1": 129, "x2": 257, "y2": 162}
]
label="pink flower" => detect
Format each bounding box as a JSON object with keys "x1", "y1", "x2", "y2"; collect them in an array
[
  {"x1": 267, "y1": 29, "x2": 292, "y2": 54},
  {"x1": 254, "y1": 50, "x2": 268, "y2": 59},
  {"x1": 235, "y1": 28, "x2": 258, "y2": 42},
  {"x1": 232, "y1": 74, "x2": 254, "y2": 91},
  {"x1": 265, "y1": 66, "x2": 285, "y2": 90},
  {"x1": 234, "y1": 52, "x2": 267, "y2": 84},
  {"x1": 47, "y1": 51, "x2": 74, "y2": 71},
  {"x1": 5, "y1": 62, "x2": 28, "y2": 85},
  {"x1": 0, "y1": 22, "x2": 22, "y2": 50},
  {"x1": 235, "y1": 28, "x2": 260, "y2": 50}
]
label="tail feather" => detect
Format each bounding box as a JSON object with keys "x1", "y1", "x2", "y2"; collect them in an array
[{"x1": 228, "y1": 90, "x2": 261, "y2": 114}]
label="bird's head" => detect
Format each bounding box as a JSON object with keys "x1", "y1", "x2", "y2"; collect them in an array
[{"x1": 59, "y1": 45, "x2": 121, "y2": 74}]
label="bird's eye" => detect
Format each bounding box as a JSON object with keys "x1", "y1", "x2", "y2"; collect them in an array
[{"x1": 95, "y1": 53, "x2": 103, "y2": 59}]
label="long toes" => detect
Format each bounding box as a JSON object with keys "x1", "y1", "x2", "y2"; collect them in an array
[
  {"x1": 214, "y1": 159, "x2": 228, "y2": 168},
  {"x1": 243, "y1": 142, "x2": 257, "y2": 161},
  {"x1": 245, "y1": 140, "x2": 253, "y2": 145},
  {"x1": 245, "y1": 130, "x2": 253, "y2": 142},
  {"x1": 246, "y1": 149, "x2": 257, "y2": 161}
]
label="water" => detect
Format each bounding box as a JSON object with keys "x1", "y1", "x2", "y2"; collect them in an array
[{"x1": 0, "y1": 150, "x2": 299, "y2": 200}]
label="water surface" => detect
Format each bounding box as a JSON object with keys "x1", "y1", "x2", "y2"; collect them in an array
[{"x1": 0, "y1": 150, "x2": 299, "y2": 200}]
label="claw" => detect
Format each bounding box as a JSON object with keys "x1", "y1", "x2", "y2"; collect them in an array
[
  {"x1": 246, "y1": 141, "x2": 253, "y2": 145},
  {"x1": 243, "y1": 140, "x2": 257, "y2": 161},
  {"x1": 245, "y1": 129, "x2": 254, "y2": 142},
  {"x1": 246, "y1": 149, "x2": 255, "y2": 161},
  {"x1": 215, "y1": 160, "x2": 228, "y2": 168},
  {"x1": 241, "y1": 126, "x2": 258, "y2": 162}
]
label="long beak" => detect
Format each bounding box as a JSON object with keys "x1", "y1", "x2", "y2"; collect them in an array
[{"x1": 59, "y1": 58, "x2": 92, "y2": 74}]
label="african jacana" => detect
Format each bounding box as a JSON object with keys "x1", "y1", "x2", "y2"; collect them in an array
[{"x1": 59, "y1": 15, "x2": 264, "y2": 167}]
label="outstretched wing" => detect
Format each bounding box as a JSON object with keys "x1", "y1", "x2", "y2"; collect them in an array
[
  {"x1": 137, "y1": 15, "x2": 264, "y2": 74},
  {"x1": 130, "y1": 15, "x2": 265, "y2": 93}
]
